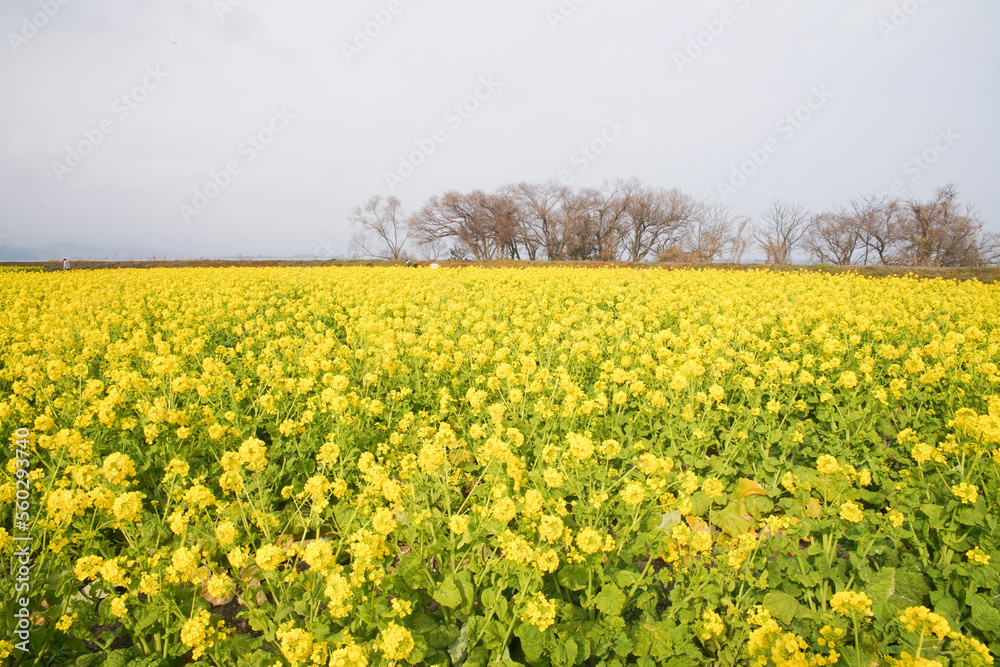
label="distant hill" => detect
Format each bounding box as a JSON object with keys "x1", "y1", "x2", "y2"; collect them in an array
[
  {"x1": 0, "y1": 242, "x2": 338, "y2": 262},
  {"x1": 0, "y1": 242, "x2": 160, "y2": 261}
]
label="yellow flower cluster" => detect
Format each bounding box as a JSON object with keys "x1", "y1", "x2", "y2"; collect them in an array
[
  {"x1": 378, "y1": 622, "x2": 414, "y2": 661},
  {"x1": 276, "y1": 622, "x2": 316, "y2": 667},
  {"x1": 899, "y1": 606, "x2": 951, "y2": 640},
  {"x1": 830, "y1": 590, "x2": 873, "y2": 617},
  {"x1": 953, "y1": 399, "x2": 1000, "y2": 445},
  {"x1": 885, "y1": 508, "x2": 906, "y2": 528},
  {"x1": 621, "y1": 482, "x2": 646, "y2": 506},
  {"x1": 520, "y1": 593, "x2": 558, "y2": 632},
  {"x1": 966, "y1": 546, "x2": 991, "y2": 565},
  {"x1": 701, "y1": 478, "x2": 725, "y2": 500},
  {"x1": 324, "y1": 572, "x2": 354, "y2": 618},
  {"x1": 839, "y1": 501, "x2": 864, "y2": 523},
  {"x1": 948, "y1": 631, "x2": 995, "y2": 665},
  {"x1": 449, "y1": 515, "x2": 469, "y2": 535},
  {"x1": 255, "y1": 544, "x2": 286, "y2": 572},
  {"x1": 180, "y1": 610, "x2": 227, "y2": 660},
  {"x1": 699, "y1": 609, "x2": 725, "y2": 641},
  {"x1": 816, "y1": 455, "x2": 841, "y2": 475},
  {"x1": 328, "y1": 640, "x2": 368, "y2": 667},
  {"x1": 3, "y1": 266, "x2": 999, "y2": 666},
  {"x1": 911, "y1": 443, "x2": 946, "y2": 465},
  {"x1": 565, "y1": 431, "x2": 595, "y2": 461},
  {"x1": 575, "y1": 527, "x2": 604, "y2": 555},
  {"x1": 951, "y1": 482, "x2": 979, "y2": 504}
]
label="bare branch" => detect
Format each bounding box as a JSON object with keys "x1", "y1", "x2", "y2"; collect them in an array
[
  {"x1": 753, "y1": 200, "x2": 810, "y2": 264},
  {"x1": 348, "y1": 195, "x2": 411, "y2": 260}
]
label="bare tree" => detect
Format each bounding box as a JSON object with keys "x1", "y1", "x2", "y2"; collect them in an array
[
  {"x1": 896, "y1": 185, "x2": 994, "y2": 267},
  {"x1": 727, "y1": 215, "x2": 754, "y2": 263},
  {"x1": 478, "y1": 190, "x2": 523, "y2": 259},
  {"x1": 416, "y1": 237, "x2": 449, "y2": 261},
  {"x1": 409, "y1": 191, "x2": 493, "y2": 260},
  {"x1": 687, "y1": 200, "x2": 742, "y2": 263},
  {"x1": 620, "y1": 186, "x2": 698, "y2": 262},
  {"x1": 391, "y1": 180, "x2": 1000, "y2": 268},
  {"x1": 753, "y1": 200, "x2": 811, "y2": 264},
  {"x1": 805, "y1": 211, "x2": 860, "y2": 265},
  {"x1": 562, "y1": 188, "x2": 599, "y2": 260},
  {"x1": 977, "y1": 233, "x2": 1000, "y2": 266},
  {"x1": 348, "y1": 195, "x2": 411, "y2": 260},
  {"x1": 846, "y1": 194, "x2": 903, "y2": 266},
  {"x1": 510, "y1": 181, "x2": 568, "y2": 260},
  {"x1": 586, "y1": 179, "x2": 640, "y2": 261}
]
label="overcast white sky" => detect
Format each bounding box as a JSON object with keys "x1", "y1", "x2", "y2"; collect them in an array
[{"x1": 1, "y1": 1, "x2": 997, "y2": 259}]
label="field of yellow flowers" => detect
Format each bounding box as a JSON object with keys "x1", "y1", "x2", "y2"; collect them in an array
[{"x1": 1, "y1": 267, "x2": 999, "y2": 667}]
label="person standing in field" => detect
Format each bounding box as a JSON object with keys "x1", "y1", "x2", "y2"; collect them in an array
[{"x1": 63, "y1": 258, "x2": 70, "y2": 270}]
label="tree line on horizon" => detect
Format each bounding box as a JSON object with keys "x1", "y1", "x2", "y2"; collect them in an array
[{"x1": 347, "y1": 178, "x2": 1000, "y2": 267}]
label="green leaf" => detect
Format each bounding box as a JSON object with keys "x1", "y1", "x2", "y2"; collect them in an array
[
  {"x1": 848, "y1": 552, "x2": 875, "y2": 585},
  {"x1": 481, "y1": 589, "x2": 500, "y2": 609},
  {"x1": 482, "y1": 619, "x2": 509, "y2": 651},
  {"x1": 334, "y1": 505, "x2": 356, "y2": 534},
  {"x1": 104, "y1": 648, "x2": 145, "y2": 667},
  {"x1": 554, "y1": 638, "x2": 578, "y2": 665},
  {"x1": 454, "y1": 569, "x2": 476, "y2": 619},
  {"x1": 420, "y1": 649, "x2": 452, "y2": 666},
  {"x1": 866, "y1": 567, "x2": 930, "y2": 622},
  {"x1": 919, "y1": 504, "x2": 944, "y2": 528},
  {"x1": 633, "y1": 590, "x2": 658, "y2": 613},
  {"x1": 397, "y1": 554, "x2": 429, "y2": 590},
  {"x1": 465, "y1": 646, "x2": 489, "y2": 667},
  {"x1": 713, "y1": 501, "x2": 753, "y2": 537},
  {"x1": 689, "y1": 492, "x2": 712, "y2": 516},
  {"x1": 242, "y1": 648, "x2": 284, "y2": 667},
  {"x1": 763, "y1": 591, "x2": 802, "y2": 625},
  {"x1": 558, "y1": 564, "x2": 589, "y2": 591},
  {"x1": 65, "y1": 657, "x2": 104, "y2": 667},
  {"x1": 615, "y1": 570, "x2": 641, "y2": 589},
  {"x1": 405, "y1": 635, "x2": 430, "y2": 666},
  {"x1": 448, "y1": 619, "x2": 473, "y2": 667},
  {"x1": 613, "y1": 631, "x2": 634, "y2": 657},
  {"x1": 969, "y1": 594, "x2": 1000, "y2": 634},
  {"x1": 856, "y1": 489, "x2": 886, "y2": 505},
  {"x1": 594, "y1": 583, "x2": 627, "y2": 616},
  {"x1": 515, "y1": 622, "x2": 545, "y2": 662},
  {"x1": 632, "y1": 621, "x2": 673, "y2": 659},
  {"x1": 664, "y1": 658, "x2": 699, "y2": 667},
  {"x1": 956, "y1": 507, "x2": 985, "y2": 526},
  {"x1": 743, "y1": 495, "x2": 774, "y2": 520},
  {"x1": 435, "y1": 576, "x2": 463, "y2": 609},
  {"x1": 410, "y1": 612, "x2": 460, "y2": 650},
  {"x1": 932, "y1": 594, "x2": 960, "y2": 623}
]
